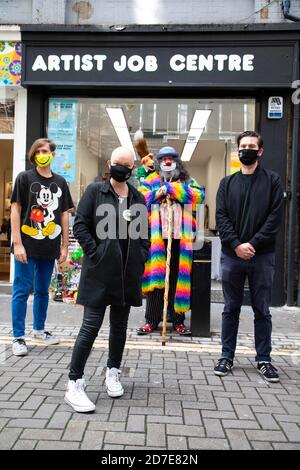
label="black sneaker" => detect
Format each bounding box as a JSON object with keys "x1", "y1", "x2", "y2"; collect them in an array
[
  {"x1": 214, "y1": 358, "x2": 233, "y2": 377},
  {"x1": 257, "y1": 362, "x2": 279, "y2": 383}
]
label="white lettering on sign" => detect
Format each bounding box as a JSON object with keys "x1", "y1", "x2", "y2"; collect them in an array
[
  {"x1": 169, "y1": 54, "x2": 254, "y2": 72},
  {"x1": 114, "y1": 55, "x2": 126, "y2": 72},
  {"x1": 32, "y1": 54, "x2": 107, "y2": 72},
  {"x1": 145, "y1": 55, "x2": 158, "y2": 71},
  {"x1": 32, "y1": 55, "x2": 47, "y2": 71},
  {"x1": 74, "y1": 55, "x2": 81, "y2": 71},
  {"x1": 48, "y1": 55, "x2": 60, "y2": 71},
  {"x1": 243, "y1": 54, "x2": 254, "y2": 71},
  {"x1": 31, "y1": 53, "x2": 254, "y2": 73},
  {"x1": 114, "y1": 55, "x2": 158, "y2": 72},
  {"x1": 60, "y1": 55, "x2": 73, "y2": 71},
  {"x1": 214, "y1": 55, "x2": 228, "y2": 71},
  {"x1": 199, "y1": 55, "x2": 213, "y2": 71},
  {"x1": 170, "y1": 54, "x2": 185, "y2": 71},
  {"x1": 93, "y1": 55, "x2": 107, "y2": 71},
  {"x1": 228, "y1": 55, "x2": 241, "y2": 71},
  {"x1": 186, "y1": 55, "x2": 198, "y2": 71},
  {"x1": 81, "y1": 54, "x2": 93, "y2": 71},
  {"x1": 128, "y1": 55, "x2": 144, "y2": 72}
]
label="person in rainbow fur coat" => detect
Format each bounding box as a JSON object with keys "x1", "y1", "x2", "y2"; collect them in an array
[{"x1": 137, "y1": 146, "x2": 205, "y2": 336}]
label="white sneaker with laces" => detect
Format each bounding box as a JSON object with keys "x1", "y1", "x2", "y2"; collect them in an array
[
  {"x1": 12, "y1": 338, "x2": 28, "y2": 356},
  {"x1": 105, "y1": 367, "x2": 124, "y2": 398},
  {"x1": 64, "y1": 378, "x2": 95, "y2": 413},
  {"x1": 33, "y1": 330, "x2": 60, "y2": 345}
]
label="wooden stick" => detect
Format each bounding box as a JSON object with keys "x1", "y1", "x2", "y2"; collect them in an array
[{"x1": 162, "y1": 195, "x2": 173, "y2": 346}]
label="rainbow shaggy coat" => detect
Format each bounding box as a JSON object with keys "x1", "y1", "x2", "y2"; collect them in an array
[{"x1": 139, "y1": 172, "x2": 205, "y2": 313}]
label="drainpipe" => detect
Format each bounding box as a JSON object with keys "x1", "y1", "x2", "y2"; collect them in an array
[
  {"x1": 287, "y1": 98, "x2": 299, "y2": 305},
  {"x1": 283, "y1": 1, "x2": 300, "y2": 305},
  {"x1": 281, "y1": 1, "x2": 300, "y2": 22}
]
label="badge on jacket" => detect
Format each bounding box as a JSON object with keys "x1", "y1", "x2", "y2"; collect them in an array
[{"x1": 122, "y1": 209, "x2": 132, "y2": 222}]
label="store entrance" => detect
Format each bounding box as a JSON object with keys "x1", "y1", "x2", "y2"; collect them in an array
[
  {"x1": 0, "y1": 139, "x2": 13, "y2": 282},
  {"x1": 47, "y1": 97, "x2": 256, "y2": 297}
]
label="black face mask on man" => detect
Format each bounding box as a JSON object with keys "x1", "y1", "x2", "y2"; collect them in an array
[
  {"x1": 238, "y1": 149, "x2": 260, "y2": 166},
  {"x1": 110, "y1": 164, "x2": 132, "y2": 182}
]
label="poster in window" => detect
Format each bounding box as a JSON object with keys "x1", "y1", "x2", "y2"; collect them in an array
[{"x1": 48, "y1": 99, "x2": 78, "y2": 183}]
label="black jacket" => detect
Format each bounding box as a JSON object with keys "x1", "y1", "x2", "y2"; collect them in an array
[
  {"x1": 216, "y1": 165, "x2": 284, "y2": 256},
  {"x1": 73, "y1": 180, "x2": 150, "y2": 308}
]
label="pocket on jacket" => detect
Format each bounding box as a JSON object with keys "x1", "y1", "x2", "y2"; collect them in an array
[{"x1": 89, "y1": 240, "x2": 107, "y2": 268}]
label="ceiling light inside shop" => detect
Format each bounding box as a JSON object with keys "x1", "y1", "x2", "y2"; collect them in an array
[
  {"x1": 106, "y1": 108, "x2": 136, "y2": 159},
  {"x1": 181, "y1": 110, "x2": 212, "y2": 161}
]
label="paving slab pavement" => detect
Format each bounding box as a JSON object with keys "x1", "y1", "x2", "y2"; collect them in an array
[{"x1": 0, "y1": 294, "x2": 299, "y2": 450}]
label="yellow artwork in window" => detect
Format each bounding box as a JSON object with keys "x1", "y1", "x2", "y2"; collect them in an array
[
  {"x1": 0, "y1": 42, "x2": 22, "y2": 86},
  {"x1": 230, "y1": 153, "x2": 241, "y2": 174}
]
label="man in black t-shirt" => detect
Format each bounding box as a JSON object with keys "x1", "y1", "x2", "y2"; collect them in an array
[{"x1": 10, "y1": 138, "x2": 74, "y2": 357}]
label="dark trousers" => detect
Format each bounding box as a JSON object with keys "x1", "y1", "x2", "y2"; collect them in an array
[
  {"x1": 69, "y1": 304, "x2": 130, "y2": 381},
  {"x1": 145, "y1": 239, "x2": 185, "y2": 327},
  {"x1": 221, "y1": 251, "x2": 275, "y2": 362}
]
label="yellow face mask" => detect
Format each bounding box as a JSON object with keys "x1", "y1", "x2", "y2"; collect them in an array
[{"x1": 35, "y1": 153, "x2": 53, "y2": 167}]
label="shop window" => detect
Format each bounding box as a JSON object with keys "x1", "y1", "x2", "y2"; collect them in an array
[
  {"x1": 0, "y1": 99, "x2": 14, "y2": 133},
  {"x1": 47, "y1": 97, "x2": 255, "y2": 284},
  {"x1": 48, "y1": 97, "x2": 255, "y2": 217}
]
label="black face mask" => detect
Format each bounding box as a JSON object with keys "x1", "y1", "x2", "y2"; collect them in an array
[
  {"x1": 110, "y1": 164, "x2": 132, "y2": 182},
  {"x1": 238, "y1": 149, "x2": 259, "y2": 166}
]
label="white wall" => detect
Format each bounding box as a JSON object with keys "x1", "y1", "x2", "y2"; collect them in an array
[
  {"x1": 12, "y1": 88, "x2": 27, "y2": 183},
  {"x1": 10, "y1": 87, "x2": 27, "y2": 283},
  {"x1": 1, "y1": 0, "x2": 299, "y2": 24},
  {"x1": 0, "y1": 0, "x2": 66, "y2": 24},
  {"x1": 0, "y1": 140, "x2": 13, "y2": 224},
  {"x1": 66, "y1": 0, "x2": 255, "y2": 25},
  {"x1": 254, "y1": 0, "x2": 300, "y2": 22}
]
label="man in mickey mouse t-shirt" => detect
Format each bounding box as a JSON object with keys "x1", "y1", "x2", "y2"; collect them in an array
[{"x1": 10, "y1": 138, "x2": 74, "y2": 356}]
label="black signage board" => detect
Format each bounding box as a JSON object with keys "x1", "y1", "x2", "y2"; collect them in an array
[{"x1": 22, "y1": 43, "x2": 295, "y2": 88}]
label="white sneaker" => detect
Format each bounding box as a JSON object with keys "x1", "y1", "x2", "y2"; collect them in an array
[
  {"x1": 105, "y1": 367, "x2": 124, "y2": 398},
  {"x1": 64, "y1": 378, "x2": 96, "y2": 413},
  {"x1": 12, "y1": 338, "x2": 28, "y2": 356},
  {"x1": 33, "y1": 330, "x2": 60, "y2": 345}
]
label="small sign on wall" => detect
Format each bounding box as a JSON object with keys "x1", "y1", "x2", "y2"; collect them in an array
[{"x1": 268, "y1": 96, "x2": 283, "y2": 119}]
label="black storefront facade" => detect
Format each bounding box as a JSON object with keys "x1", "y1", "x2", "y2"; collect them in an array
[{"x1": 20, "y1": 24, "x2": 300, "y2": 307}]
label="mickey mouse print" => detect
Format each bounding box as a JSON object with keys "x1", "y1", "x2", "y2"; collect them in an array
[
  {"x1": 11, "y1": 168, "x2": 73, "y2": 259},
  {"x1": 22, "y1": 182, "x2": 62, "y2": 240}
]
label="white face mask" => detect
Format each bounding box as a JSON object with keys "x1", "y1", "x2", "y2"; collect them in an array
[{"x1": 160, "y1": 162, "x2": 176, "y2": 172}]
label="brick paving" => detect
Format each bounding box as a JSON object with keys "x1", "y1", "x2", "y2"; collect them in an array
[{"x1": 0, "y1": 321, "x2": 300, "y2": 450}]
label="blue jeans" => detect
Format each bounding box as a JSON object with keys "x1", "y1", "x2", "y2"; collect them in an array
[
  {"x1": 12, "y1": 258, "x2": 55, "y2": 338},
  {"x1": 220, "y1": 251, "x2": 275, "y2": 363}
]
